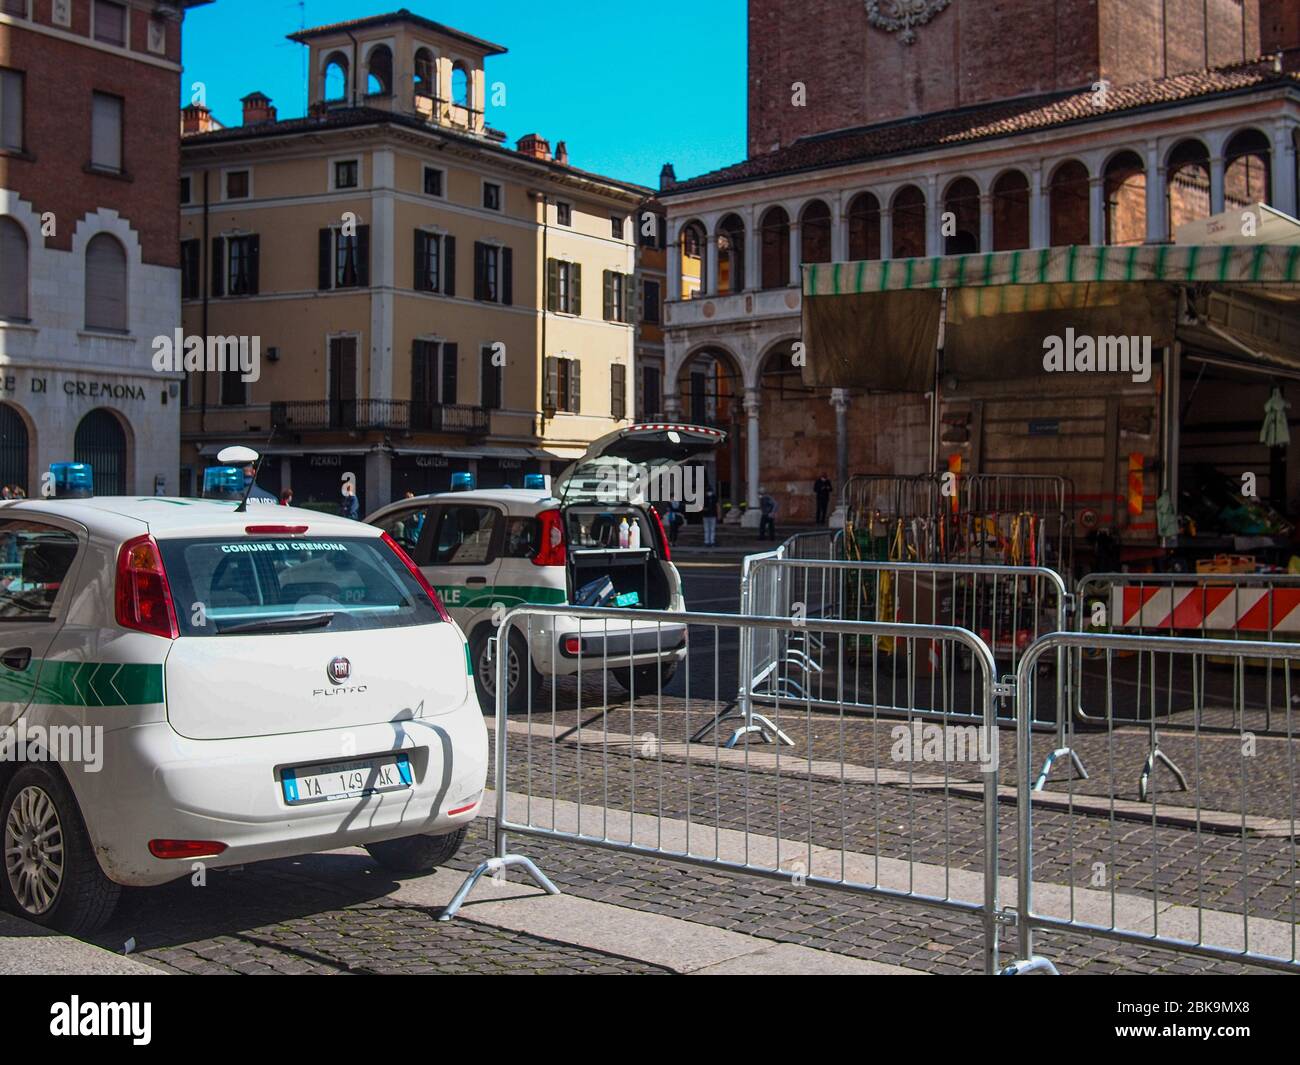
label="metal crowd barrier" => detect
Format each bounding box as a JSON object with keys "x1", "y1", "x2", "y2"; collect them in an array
[
  {"x1": 1076, "y1": 570, "x2": 1300, "y2": 797},
  {"x1": 1012, "y1": 631, "x2": 1300, "y2": 975},
  {"x1": 442, "y1": 604, "x2": 1007, "y2": 974}
]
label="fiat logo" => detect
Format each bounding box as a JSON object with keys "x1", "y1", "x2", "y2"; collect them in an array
[{"x1": 327, "y1": 657, "x2": 351, "y2": 684}]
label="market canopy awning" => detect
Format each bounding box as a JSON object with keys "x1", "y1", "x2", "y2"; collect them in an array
[{"x1": 801, "y1": 243, "x2": 1300, "y2": 391}]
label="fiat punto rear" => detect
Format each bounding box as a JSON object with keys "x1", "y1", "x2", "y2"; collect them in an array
[{"x1": 0, "y1": 496, "x2": 488, "y2": 934}]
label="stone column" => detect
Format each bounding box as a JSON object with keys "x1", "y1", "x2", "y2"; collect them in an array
[
  {"x1": 829, "y1": 388, "x2": 850, "y2": 528},
  {"x1": 1272, "y1": 122, "x2": 1298, "y2": 218},
  {"x1": 1145, "y1": 142, "x2": 1168, "y2": 243},
  {"x1": 666, "y1": 238, "x2": 681, "y2": 302},
  {"x1": 978, "y1": 193, "x2": 993, "y2": 253},
  {"x1": 880, "y1": 208, "x2": 894, "y2": 260},
  {"x1": 830, "y1": 191, "x2": 848, "y2": 261},
  {"x1": 1029, "y1": 164, "x2": 1048, "y2": 248},
  {"x1": 743, "y1": 205, "x2": 759, "y2": 290},
  {"x1": 363, "y1": 448, "x2": 392, "y2": 514},
  {"x1": 705, "y1": 231, "x2": 720, "y2": 296},
  {"x1": 1209, "y1": 155, "x2": 1226, "y2": 215},
  {"x1": 1089, "y1": 176, "x2": 1106, "y2": 245},
  {"x1": 925, "y1": 174, "x2": 941, "y2": 256},
  {"x1": 787, "y1": 221, "x2": 801, "y2": 287},
  {"x1": 742, "y1": 386, "x2": 762, "y2": 528}
]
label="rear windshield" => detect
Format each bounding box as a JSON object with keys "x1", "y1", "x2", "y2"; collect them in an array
[{"x1": 158, "y1": 536, "x2": 441, "y2": 636}]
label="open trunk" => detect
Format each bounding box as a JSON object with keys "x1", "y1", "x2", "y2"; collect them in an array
[{"x1": 564, "y1": 504, "x2": 671, "y2": 610}]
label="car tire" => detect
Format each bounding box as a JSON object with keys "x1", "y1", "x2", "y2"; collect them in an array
[
  {"x1": 365, "y1": 826, "x2": 468, "y2": 873},
  {"x1": 472, "y1": 627, "x2": 541, "y2": 715},
  {"x1": 0, "y1": 764, "x2": 120, "y2": 935},
  {"x1": 612, "y1": 661, "x2": 678, "y2": 696}
]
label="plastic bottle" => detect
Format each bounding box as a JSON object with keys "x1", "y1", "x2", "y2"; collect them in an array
[
  {"x1": 618, "y1": 516, "x2": 630, "y2": 548},
  {"x1": 629, "y1": 519, "x2": 641, "y2": 550}
]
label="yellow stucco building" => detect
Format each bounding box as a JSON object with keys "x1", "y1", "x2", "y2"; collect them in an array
[{"x1": 177, "y1": 10, "x2": 648, "y2": 509}]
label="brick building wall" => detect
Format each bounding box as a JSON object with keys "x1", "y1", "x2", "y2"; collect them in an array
[
  {"x1": 0, "y1": 4, "x2": 182, "y2": 266},
  {"x1": 748, "y1": 0, "x2": 1264, "y2": 156}
]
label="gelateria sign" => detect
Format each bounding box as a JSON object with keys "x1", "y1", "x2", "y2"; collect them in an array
[{"x1": 0, "y1": 372, "x2": 147, "y2": 402}]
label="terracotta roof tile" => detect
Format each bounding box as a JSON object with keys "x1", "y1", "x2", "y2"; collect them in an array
[{"x1": 663, "y1": 59, "x2": 1300, "y2": 196}]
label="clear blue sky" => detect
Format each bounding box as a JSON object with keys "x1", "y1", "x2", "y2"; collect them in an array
[{"x1": 181, "y1": 0, "x2": 747, "y2": 188}]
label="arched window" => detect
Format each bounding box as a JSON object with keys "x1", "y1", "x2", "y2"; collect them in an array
[
  {"x1": 942, "y1": 177, "x2": 980, "y2": 254},
  {"x1": 679, "y1": 221, "x2": 706, "y2": 298},
  {"x1": 1166, "y1": 139, "x2": 1211, "y2": 233},
  {"x1": 891, "y1": 185, "x2": 926, "y2": 259},
  {"x1": 323, "y1": 52, "x2": 349, "y2": 102},
  {"x1": 0, "y1": 217, "x2": 29, "y2": 320},
  {"x1": 991, "y1": 171, "x2": 1030, "y2": 251},
  {"x1": 799, "y1": 200, "x2": 832, "y2": 264},
  {"x1": 847, "y1": 192, "x2": 880, "y2": 261},
  {"x1": 1224, "y1": 129, "x2": 1271, "y2": 211},
  {"x1": 1049, "y1": 160, "x2": 1090, "y2": 247},
  {"x1": 366, "y1": 45, "x2": 393, "y2": 96},
  {"x1": 717, "y1": 214, "x2": 745, "y2": 294},
  {"x1": 85, "y1": 233, "x2": 127, "y2": 332},
  {"x1": 759, "y1": 206, "x2": 790, "y2": 289},
  {"x1": 451, "y1": 62, "x2": 470, "y2": 108},
  {"x1": 1103, "y1": 150, "x2": 1146, "y2": 246},
  {"x1": 75, "y1": 409, "x2": 127, "y2": 496},
  {"x1": 414, "y1": 48, "x2": 435, "y2": 97},
  {"x1": 0, "y1": 404, "x2": 29, "y2": 495}
]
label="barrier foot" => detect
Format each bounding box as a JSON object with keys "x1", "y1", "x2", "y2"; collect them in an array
[
  {"x1": 724, "y1": 713, "x2": 795, "y2": 749},
  {"x1": 1033, "y1": 747, "x2": 1089, "y2": 791},
  {"x1": 1138, "y1": 747, "x2": 1188, "y2": 802},
  {"x1": 999, "y1": 957, "x2": 1060, "y2": 976},
  {"x1": 437, "y1": 854, "x2": 560, "y2": 922}
]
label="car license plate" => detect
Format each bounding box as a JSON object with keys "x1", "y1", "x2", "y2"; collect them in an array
[{"x1": 281, "y1": 755, "x2": 412, "y2": 805}]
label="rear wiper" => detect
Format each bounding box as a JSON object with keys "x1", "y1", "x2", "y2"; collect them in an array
[{"x1": 216, "y1": 612, "x2": 336, "y2": 634}]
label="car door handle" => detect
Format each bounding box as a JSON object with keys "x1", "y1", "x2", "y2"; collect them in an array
[
  {"x1": 466, "y1": 577, "x2": 488, "y2": 585},
  {"x1": 1, "y1": 647, "x2": 32, "y2": 672}
]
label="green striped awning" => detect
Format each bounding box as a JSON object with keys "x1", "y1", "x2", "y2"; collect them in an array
[{"x1": 803, "y1": 244, "x2": 1300, "y2": 297}]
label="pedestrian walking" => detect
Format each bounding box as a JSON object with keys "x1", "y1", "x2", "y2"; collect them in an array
[
  {"x1": 758, "y1": 487, "x2": 777, "y2": 541},
  {"x1": 340, "y1": 479, "x2": 360, "y2": 520},
  {"x1": 701, "y1": 486, "x2": 719, "y2": 546},
  {"x1": 814, "y1": 473, "x2": 833, "y2": 525},
  {"x1": 666, "y1": 500, "x2": 684, "y2": 546},
  {"x1": 278, "y1": 488, "x2": 294, "y2": 506}
]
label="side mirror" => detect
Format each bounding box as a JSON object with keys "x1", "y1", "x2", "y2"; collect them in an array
[{"x1": 217, "y1": 445, "x2": 260, "y2": 465}]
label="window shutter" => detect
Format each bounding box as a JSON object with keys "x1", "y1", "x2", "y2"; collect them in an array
[
  {"x1": 602, "y1": 270, "x2": 613, "y2": 321},
  {"x1": 211, "y1": 236, "x2": 225, "y2": 298},
  {"x1": 481, "y1": 346, "x2": 501, "y2": 410},
  {"x1": 441, "y1": 342, "x2": 458, "y2": 405},
  {"x1": 0, "y1": 70, "x2": 22, "y2": 152},
  {"x1": 544, "y1": 356, "x2": 558, "y2": 413},
  {"x1": 546, "y1": 258, "x2": 559, "y2": 313},
  {"x1": 356, "y1": 225, "x2": 370, "y2": 287},
  {"x1": 443, "y1": 235, "x2": 455, "y2": 296},
  {"x1": 473, "y1": 241, "x2": 486, "y2": 301},
  {"x1": 247, "y1": 234, "x2": 260, "y2": 295},
  {"x1": 413, "y1": 230, "x2": 427, "y2": 290},
  {"x1": 501, "y1": 246, "x2": 513, "y2": 306},
  {"x1": 625, "y1": 275, "x2": 637, "y2": 324},
  {"x1": 611, "y1": 363, "x2": 625, "y2": 420},
  {"x1": 91, "y1": 93, "x2": 122, "y2": 171},
  {"x1": 179, "y1": 239, "x2": 198, "y2": 301},
  {"x1": 571, "y1": 263, "x2": 581, "y2": 316},
  {"x1": 85, "y1": 234, "x2": 126, "y2": 331},
  {"x1": 318, "y1": 228, "x2": 331, "y2": 289},
  {"x1": 568, "y1": 358, "x2": 581, "y2": 413}
]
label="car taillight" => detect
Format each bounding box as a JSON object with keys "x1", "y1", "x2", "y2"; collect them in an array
[
  {"x1": 149, "y1": 839, "x2": 227, "y2": 860},
  {"x1": 533, "y1": 508, "x2": 566, "y2": 567},
  {"x1": 115, "y1": 534, "x2": 179, "y2": 639},
  {"x1": 649, "y1": 505, "x2": 672, "y2": 562},
  {"x1": 381, "y1": 531, "x2": 451, "y2": 622}
]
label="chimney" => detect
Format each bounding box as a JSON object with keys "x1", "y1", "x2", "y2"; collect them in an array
[
  {"x1": 180, "y1": 103, "x2": 218, "y2": 136},
  {"x1": 659, "y1": 162, "x2": 676, "y2": 191},
  {"x1": 554, "y1": 140, "x2": 568, "y2": 165},
  {"x1": 241, "y1": 92, "x2": 277, "y2": 126},
  {"x1": 516, "y1": 133, "x2": 552, "y2": 160}
]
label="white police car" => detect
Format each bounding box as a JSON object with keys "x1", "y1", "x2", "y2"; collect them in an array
[
  {"x1": 0, "y1": 460, "x2": 487, "y2": 933},
  {"x1": 366, "y1": 424, "x2": 724, "y2": 712}
]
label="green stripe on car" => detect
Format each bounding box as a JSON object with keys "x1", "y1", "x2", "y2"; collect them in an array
[{"x1": 1, "y1": 661, "x2": 164, "y2": 707}]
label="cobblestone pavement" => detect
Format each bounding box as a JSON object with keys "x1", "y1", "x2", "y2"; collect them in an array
[
  {"x1": 87, "y1": 860, "x2": 668, "y2": 975},
  {"x1": 495, "y1": 713, "x2": 1300, "y2": 925},
  {"x1": 447, "y1": 818, "x2": 1271, "y2": 976}
]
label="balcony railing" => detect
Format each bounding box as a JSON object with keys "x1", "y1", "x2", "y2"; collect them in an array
[{"x1": 270, "y1": 400, "x2": 489, "y2": 435}]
